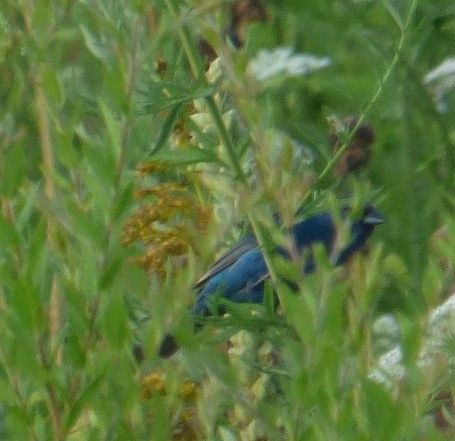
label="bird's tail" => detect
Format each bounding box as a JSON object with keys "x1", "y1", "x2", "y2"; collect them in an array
[
  {"x1": 158, "y1": 321, "x2": 204, "y2": 358},
  {"x1": 158, "y1": 333, "x2": 179, "y2": 358}
]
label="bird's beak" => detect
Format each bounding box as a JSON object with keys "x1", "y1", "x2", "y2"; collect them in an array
[{"x1": 363, "y1": 208, "x2": 385, "y2": 225}]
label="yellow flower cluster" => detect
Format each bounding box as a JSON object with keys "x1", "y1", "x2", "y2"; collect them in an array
[
  {"x1": 122, "y1": 165, "x2": 212, "y2": 278},
  {"x1": 141, "y1": 370, "x2": 167, "y2": 399},
  {"x1": 172, "y1": 114, "x2": 194, "y2": 149},
  {"x1": 141, "y1": 369, "x2": 201, "y2": 441},
  {"x1": 140, "y1": 337, "x2": 283, "y2": 440},
  {"x1": 135, "y1": 161, "x2": 170, "y2": 175}
]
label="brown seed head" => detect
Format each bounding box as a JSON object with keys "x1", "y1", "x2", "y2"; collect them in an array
[{"x1": 328, "y1": 116, "x2": 376, "y2": 177}]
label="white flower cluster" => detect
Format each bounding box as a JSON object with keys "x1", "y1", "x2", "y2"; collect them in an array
[
  {"x1": 425, "y1": 58, "x2": 455, "y2": 113},
  {"x1": 370, "y1": 293, "x2": 455, "y2": 389},
  {"x1": 248, "y1": 47, "x2": 331, "y2": 81}
]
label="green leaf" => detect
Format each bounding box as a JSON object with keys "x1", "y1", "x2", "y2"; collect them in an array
[
  {"x1": 82, "y1": 143, "x2": 116, "y2": 189},
  {"x1": 111, "y1": 181, "x2": 134, "y2": 221},
  {"x1": 150, "y1": 102, "x2": 183, "y2": 154},
  {"x1": 5, "y1": 406, "x2": 30, "y2": 441},
  {"x1": 24, "y1": 219, "x2": 50, "y2": 295},
  {"x1": 100, "y1": 100, "x2": 121, "y2": 162},
  {"x1": 41, "y1": 64, "x2": 63, "y2": 108},
  {"x1": 1, "y1": 144, "x2": 25, "y2": 197},
  {"x1": 263, "y1": 279, "x2": 276, "y2": 316},
  {"x1": 102, "y1": 291, "x2": 128, "y2": 348},
  {"x1": 31, "y1": 0, "x2": 55, "y2": 47},
  {"x1": 6, "y1": 313, "x2": 41, "y2": 374},
  {"x1": 64, "y1": 284, "x2": 91, "y2": 334},
  {"x1": 139, "y1": 85, "x2": 216, "y2": 114},
  {"x1": 80, "y1": 25, "x2": 113, "y2": 66},
  {"x1": 184, "y1": 114, "x2": 219, "y2": 150},
  {"x1": 382, "y1": 0, "x2": 405, "y2": 30},
  {"x1": 10, "y1": 282, "x2": 35, "y2": 331},
  {"x1": 98, "y1": 257, "x2": 122, "y2": 291},
  {"x1": 64, "y1": 375, "x2": 104, "y2": 435},
  {"x1": 362, "y1": 379, "x2": 401, "y2": 440},
  {"x1": 55, "y1": 130, "x2": 79, "y2": 168},
  {"x1": 0, "y1": 213, "x2": 20, "y2": 247},
  {"x1": 64, "y1": 334, "x2": 86, "y2": 369},
  {"x1": 150, "y1": 147, "x2": 218, "y2": 165},
  {"x1": 160, "y1": 82, "x2": 216, "y2": 103},
  {"x1": 66, "y1": 204, "x2": 104, "y2": 248},
  {"x1": 103, "y1": 68, "x2": 126, "y2": 114}
]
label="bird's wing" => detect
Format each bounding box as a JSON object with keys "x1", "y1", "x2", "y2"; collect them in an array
[
  {"x1": 193, "y1": 235, "x2": 258, "y2": 290},
  {"x1": 192, "y1": 247, "x2": 269, "y2": 314}
]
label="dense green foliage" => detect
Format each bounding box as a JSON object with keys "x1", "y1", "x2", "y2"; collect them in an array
[{"x1": 0, "y1": 0, "x2": 454, "y2": 439}]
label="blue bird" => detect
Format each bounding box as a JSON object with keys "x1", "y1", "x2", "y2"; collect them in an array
[{"x1": 159, "y1": 204, "x2": 384, "y2": 357}]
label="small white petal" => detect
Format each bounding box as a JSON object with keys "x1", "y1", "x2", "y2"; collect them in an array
[
  {"x1": 424, "y1": 58, "x2": 455, "y2": 112},
  {"x1": 248, "y1": 47, "x2": 330, "y2": 81},
  {"x1": 287, "y1": 54, "x2": 331, "y2": 76},
  {"x1": 425, "y1": 58, "x2": 455, "y2": 83},
  {"x1": 369, "y1": 346, "x2": 406, "y2": 389}
]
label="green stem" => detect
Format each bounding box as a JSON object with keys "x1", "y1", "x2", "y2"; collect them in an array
[
  {"x1": 163, "y1": 0, "x2": 246, "y2": 183},
  {"x1": 205, "y1": 96, "x2": 247, "y2": 183},
  {"x1": 318, "y1": 0, "x2": 418, "y2": 183},
  {"x1": 163, "y1": 1, "x2": 285, "y2": 297}
]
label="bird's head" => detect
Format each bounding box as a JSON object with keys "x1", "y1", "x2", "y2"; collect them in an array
[
  {"x1": 335, "y1": 204, "x2": 385, "y2": 265},
  {"x1": 352, "y1": 203, "x2": 385, "y2": 232}
]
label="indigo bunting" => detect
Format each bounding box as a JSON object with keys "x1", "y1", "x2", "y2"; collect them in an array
[{"x1": 159, "y1": 204, "x2": 384, "y2": 357}]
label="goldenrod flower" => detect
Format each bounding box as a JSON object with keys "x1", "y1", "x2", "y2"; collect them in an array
[
  {"x1": 179, "y1": 381, "x2": 198, "y2": 403},
  {"x1": 135, "y1": 161, "x2": 170, "y2": 176},
  {"x1": 141, "y1": 370, "x2": 167, "y2": 399},
  {"x1": 122, "y1": 176, "x2": 212, "y2": 278}
]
